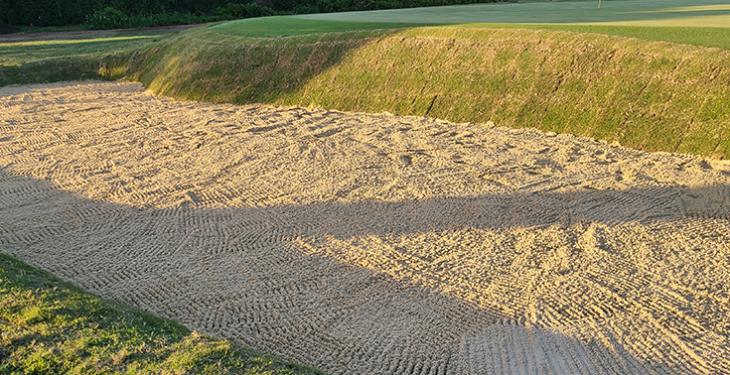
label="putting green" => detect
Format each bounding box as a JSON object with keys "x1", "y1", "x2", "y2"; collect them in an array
[
  {"x1": 293, "y1": 0, "x2": 730, "y2": 26},
  {"x1": 211, "y1": 0, "x2": 730, "y2": 49}
]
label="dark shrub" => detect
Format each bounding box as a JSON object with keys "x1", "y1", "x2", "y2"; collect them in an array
[
  {"x1": 85, "y1": 6, "x2": 128, "y2": 30},
  {"x1": 293, "y1": 3, "x2": 320, "y2": 14},
  {"x1": 0, "y1": 0, "x2": 497, "y2": 28},
  {"x1": 215, "y1": 2, "x2": 275, "y2": 19}
]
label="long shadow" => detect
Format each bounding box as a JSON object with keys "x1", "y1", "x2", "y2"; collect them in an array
[{"x1": 2, "y1": 166, "x2": 729, "y2": 373}]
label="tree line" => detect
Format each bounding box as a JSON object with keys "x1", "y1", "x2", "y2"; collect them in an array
[{"x1": 0, "y1": 0, "x2": 497, "y2": 29}]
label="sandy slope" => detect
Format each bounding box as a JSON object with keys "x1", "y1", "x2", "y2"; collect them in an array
[{"x1": 1, "y1": 81, "x2": 729, "y2": 375}]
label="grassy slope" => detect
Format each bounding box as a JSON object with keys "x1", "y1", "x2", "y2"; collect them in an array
[
  {"x1": 288, "y1": 27, "x2": 730, "y2": 157},
  {"x1": 127, "y1": 25, "x2": 730, "y2": 158},
  {"x1": 128, "y1": 0, "x2": 730, "y2": 158},
  {"x1": 0, "y1": 254, "x2": 325, "y2": 375},
  {"x1": 469, "y1": 24, "x2": 730, "y2": 51}
]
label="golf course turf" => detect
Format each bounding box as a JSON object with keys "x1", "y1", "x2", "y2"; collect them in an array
[
  {"x1": 2, "y1": 0, "x2": 730, "y2": 374},
  {"x1": 0, "y1": 253, "x2": 324, "y2": 374}
]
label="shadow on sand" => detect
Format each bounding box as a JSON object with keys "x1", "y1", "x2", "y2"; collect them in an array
[{"x1": 1, "y1": 166, "x2": 728, "y2": 374}]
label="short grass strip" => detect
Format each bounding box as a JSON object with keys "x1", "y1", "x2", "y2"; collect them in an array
[
  {"x1": 0, "y1": 30, "x2": 178, "y2": 66},
  {"x1": 0, "y1": 254, "x2": 325, "y2": 375},
  {"x1": 0, "y1": 29, "x2": 182, "y2": 87},
  {"x1": 209, "y1": 17, "x2": 440, "y2": 38},
  {"x1": 464, "y1": 24, "x2": 730, "y2": 51}
]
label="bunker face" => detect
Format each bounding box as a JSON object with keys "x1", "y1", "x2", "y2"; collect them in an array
[{"x1": 1, "y1": 81, "x2": 730, "y2": 375}]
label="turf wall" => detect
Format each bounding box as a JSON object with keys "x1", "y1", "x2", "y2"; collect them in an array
[{"x1": 126, "y1": 26, "x2": 730, "y2": 159}]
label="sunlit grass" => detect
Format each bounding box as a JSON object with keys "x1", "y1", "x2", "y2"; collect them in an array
[
  {"x1": 292, "y1": 0, "x2": 730, "y2": 25},
  {"x1": 0, "y1": 35, "x2": 154, "y2": 48},
  {"x1": 0, "y1": 29, "x2": 187, "y2": 86},
  {"x1": 459, "y1": 24, "x2": 730, "y2": 50},
  {"x1": 212, "y1": 17, "x2": 730, "y2": 50},
  {"x1": 128, "y1": 24, "x2": 730, "y2": 159},
  {"x1": 212, "y1": 0, "x2": 730, "y2": 50},
  {"x1": 663, "y1": 4, "x2": 730, "y2": 12},
  {"x1": 0, "y1": 32, "x2": 173, "y2": 66},
  {"x1": 209, "y1": 17, "x2": 438, "y2": 38}
]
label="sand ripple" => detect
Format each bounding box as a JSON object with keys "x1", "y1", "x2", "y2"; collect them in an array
[{"x1": 2, "y1": 81, "x2": 730, "y2": 374}]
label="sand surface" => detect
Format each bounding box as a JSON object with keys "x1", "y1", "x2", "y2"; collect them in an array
[{"x1": 1, "y1": 81, "x2": 730, "y2": 375}]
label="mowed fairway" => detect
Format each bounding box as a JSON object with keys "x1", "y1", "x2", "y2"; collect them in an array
[
  {"x1": 213, "y1": 0, "x2": 730, "y2": 49},
  {"x1": 2, "y1": 81, "x2": 730, "y2": 374},
  {"x1": 292, "y1": 0, "x2": 730, "y2": 26}
]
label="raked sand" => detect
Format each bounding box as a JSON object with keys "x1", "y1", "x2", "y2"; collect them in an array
[{"x1": 1, "y1": 81, "x2": 730, "y2": 375}]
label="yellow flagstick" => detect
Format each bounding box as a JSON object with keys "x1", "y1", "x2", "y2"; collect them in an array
[{"x1": 598, "y1": 0, "x2": 601, "y2": 9}]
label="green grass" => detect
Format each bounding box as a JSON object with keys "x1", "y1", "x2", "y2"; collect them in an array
[
  {"x1": 214, "y1": 18, "x2": 730, "y2": 50},
  {"x1": 295, "y1": 0, "x2": 730, "y2": 26},
  {"x1": 213, "y1": 0, "x2": 730, "y2": 50},
  {"x1": 0, "y1": 35, "x2": 158, "y2": 66},
  {"x1": 0, "y1": 29, "x2": 183, "y2": 86},
  {"x1": 0, "y1": 254, "x2": 326, "y2": 375},
  {"x1": 9, "y1": 2, "x2": 725, "y2": 157},
  {"x1": 127, "y1": 24, "x2": 730, "y2": 159},
  {"x1": 209, "y1": 17, "x2": 440, "y2": 38},
  {"x1": 480, "y1": 24, "x2": 730, "y2": 51}
]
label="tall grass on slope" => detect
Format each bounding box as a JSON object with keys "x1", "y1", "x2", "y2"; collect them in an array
[
  {"x1": 126, "y1": 27, "x2": 397, "y2": 103},
  {"x1": 127, "y1": 26, "x2": 730, "y2": 159},
  {"x1": 0, "y1": 254, "x2": 324, "y2": 375}
]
